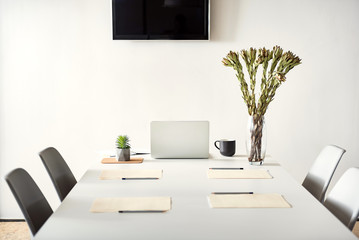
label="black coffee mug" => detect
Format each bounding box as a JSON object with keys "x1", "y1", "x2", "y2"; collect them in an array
[{"x1": 214, "y1": 140, "x2": 236, "y2": 157}]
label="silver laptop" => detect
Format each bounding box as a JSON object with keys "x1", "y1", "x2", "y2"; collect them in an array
[{"x1": 151, "y1": 121, "x2": 209, "y2": 159}]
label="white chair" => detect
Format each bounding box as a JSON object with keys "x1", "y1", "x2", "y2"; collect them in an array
[
  {"x1": 324, "y1": 167, "x2": 359, "y2": 230},
  {"x1": 302, "y1": 145, "x2": 346, "y2": 202}
]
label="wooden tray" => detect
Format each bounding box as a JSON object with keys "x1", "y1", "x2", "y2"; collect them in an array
[{"x1": 101, "y1": 157, "x2": 144, "y2": 164}]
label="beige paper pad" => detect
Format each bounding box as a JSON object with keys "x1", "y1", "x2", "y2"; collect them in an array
[
  {"x1": 99, "y1": 169, "x2": 162, "y2": 180},
  {"x1": 90, "y1": 197, "x2": 172, "y2": 212},
  {"x1": 209, "y1": 193, "x2": 291, "y2": 208},
  {"x1": 208, "y1": 169, "x2": 272, "y2": 179}
]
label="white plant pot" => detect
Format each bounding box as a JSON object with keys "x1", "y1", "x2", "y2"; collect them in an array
[{"x1": 116, "y1": 148, "x2": 130, "y2": 161}]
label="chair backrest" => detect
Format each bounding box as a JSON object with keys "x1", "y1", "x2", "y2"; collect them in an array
[
  {"x1": 39, "y1": 147, "x2": 77, "y2": 201},
  {"x1": 302, "y1": 145, "x2": 345, "y2": 202},
  {"x1": 5, "y1": 168, "x2": 53, "y2": 236},
  {"x1": 324, "y1": 167, "x2": 359, "y2": 230}
]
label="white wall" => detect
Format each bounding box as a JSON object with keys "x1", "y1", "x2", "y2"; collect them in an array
[{"x1": 1, "y1": 0, "x2": 359, "y2": 218}]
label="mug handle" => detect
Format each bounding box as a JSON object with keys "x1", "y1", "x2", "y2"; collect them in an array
[{"x1": 214, "y1": 141, "x2": 220, "y2": 150}]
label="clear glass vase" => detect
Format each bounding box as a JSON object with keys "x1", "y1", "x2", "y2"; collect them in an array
[{"x1": 246, "y1": 115, "x2": 267, "y2": 165}]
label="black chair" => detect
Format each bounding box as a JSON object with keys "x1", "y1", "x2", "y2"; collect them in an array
[
  {"x1": 39, "y1": 147, "x2": 77, "y2": 201},
  {"x1": 5, "y1": 168, "x2": 53, "y2": 236}
]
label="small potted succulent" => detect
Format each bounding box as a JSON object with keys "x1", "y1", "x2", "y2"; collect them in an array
[{"x1": 116, "y1": 135, "x2": 131, "y2": 161}]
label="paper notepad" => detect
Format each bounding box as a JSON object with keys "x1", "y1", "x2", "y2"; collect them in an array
[
  {"x1": 99, "y1": 169, "x2": 162, "y2": 180},
  {"x1": 208, "y1": 193, "x2": 291, "y2": 208},
  {"x1": 90, "y1": 197, "x2": 172, "y2": 212},
  {"x1": 207, "y1": 169, "x2": 272, "y2": 179}
]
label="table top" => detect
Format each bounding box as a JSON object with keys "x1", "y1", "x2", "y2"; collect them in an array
[{"x1": 34, "y1": 155, "x2": 357, "y2": 240}]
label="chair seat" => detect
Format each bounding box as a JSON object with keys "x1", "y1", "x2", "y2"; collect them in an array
[
  {"x1": 324, "y1": 167, "x2": 359, "y2": 230},
  {"x1": 6, "y1": 168, "x2": 53, "y2": 236},
  {"x1": 39, "y1": 147, "x2": 77, "y2": 201},
  {"x1": 302, "y1": 145, "x2": 345, "y2": 202}
]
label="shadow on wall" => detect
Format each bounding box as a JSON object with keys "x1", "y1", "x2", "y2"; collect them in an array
[{"x1": 210, "y1": 0, "x2": 240, "y2": 42}]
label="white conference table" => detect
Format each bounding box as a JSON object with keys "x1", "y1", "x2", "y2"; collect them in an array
[{"x1": 34, "y1": 155, "x2": 357, "y2": 240}]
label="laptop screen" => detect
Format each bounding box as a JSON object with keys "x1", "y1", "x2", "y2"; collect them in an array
[{"x1": 150, "y1": 121, "x2": 209, "y2": 159}]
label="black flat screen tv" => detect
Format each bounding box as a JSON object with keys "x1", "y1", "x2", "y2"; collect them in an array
[{"x1": 112, "y1": 0, "x2": 209, "y2": 40}]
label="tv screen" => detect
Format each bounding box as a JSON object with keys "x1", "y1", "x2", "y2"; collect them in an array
[{"x1": 112, "y1": 0, "x2": 209, "y2": 40}]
